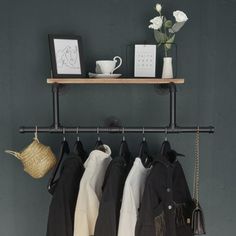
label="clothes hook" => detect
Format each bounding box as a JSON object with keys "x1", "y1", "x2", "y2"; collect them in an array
[
  {"x1": 122, "y1": 127, "x2": 125, "y2": 141},
  {"x1": 97, "y1": 127, "x2": 101, "y2": 141},
  {"x1": 142, "y1": 127, "x2": 146, "y2": 141},
  {"x1": 63, "y1": 128, "x2": 66, "y2": 141},
  {"x1": 76, "y1": 127, "x2": 80, "y2": 141},
  {"x1": 165, "y1": 128, "x2": 168, "y2": 141}
]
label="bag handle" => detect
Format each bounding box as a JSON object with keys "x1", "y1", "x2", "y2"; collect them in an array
[
  {"x1": 5, "y1": 126, "x2": 39, "y2": 159},
  {"x1": 33, "y1": 125, "x2": 39, "y2": 142},
  {"x1": 5, "y1": 150, "x2": 21, "y2": 159}
]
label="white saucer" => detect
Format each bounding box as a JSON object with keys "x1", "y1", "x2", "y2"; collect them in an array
[{"x1": 88, "y1": 72, "x2": 122, "y2": 78}]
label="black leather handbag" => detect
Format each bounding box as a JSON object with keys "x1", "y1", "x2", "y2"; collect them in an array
[{"x1": 191, "y1": 128, "x2": 206, "y2": 235}]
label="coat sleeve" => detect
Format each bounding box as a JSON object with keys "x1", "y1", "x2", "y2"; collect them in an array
[
  {"x1": 73, "y1": 169, "x2": 100, "y2": 236},
  {"x1": 118, "y1": 182, "x2": 135, "y2": 236},
  {"x1": 135, "y1": 173, "x2": 159, "y2": 236},
  {"x1": 94, "y1": 162, "x2": 126, "y2": 236}
]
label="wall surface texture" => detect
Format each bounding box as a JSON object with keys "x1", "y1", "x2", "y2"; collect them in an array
[{"x1": 0, "y1": 0, "x2": 236, "y2": 235}]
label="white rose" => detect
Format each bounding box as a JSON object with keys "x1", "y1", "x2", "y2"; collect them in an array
[
  {"x1": 155, "y1": 3, "x2": 162, "y2": 13},
  {"x1": 173, "y1": 10, "x2": 188, "y2": 22},
  {"x1": 149, "y1": 16, "x2": 163, "y2": 30}
]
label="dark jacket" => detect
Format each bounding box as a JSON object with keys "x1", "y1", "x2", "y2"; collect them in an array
[
  {"x1": 47, "y1": 154, "x2": 84, "y2": 236},
  {"x1": 135, "y1": 154, "x2": 194, "y2": 236},
  {"x1": 94, "y1": 156, "x2": 128, "y2": 236}
]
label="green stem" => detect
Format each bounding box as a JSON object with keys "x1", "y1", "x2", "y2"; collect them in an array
[{"x1": 163, "y1": 18, "x2": 168, "y2": 57}]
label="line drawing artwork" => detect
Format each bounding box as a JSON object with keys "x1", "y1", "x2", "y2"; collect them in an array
[
  {"x1": 54, "y1": 39, "x2": 81, "y2": 74},
  {"x1": 56, "y1": 45, "x2": 80, "y2": 69}
]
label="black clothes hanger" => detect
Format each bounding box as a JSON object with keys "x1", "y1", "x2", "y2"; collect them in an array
[
  {"x1": 47, "y1": 129, "x2": 70, "y2": 195},
  {"x1": 95, "y1": 127, "x2": 103, "y2": 149},
  {"x1": 139, "y1": 128, "x2": 153, "y2": 167},
  {"x1": 160, "y1": 128, "x2": 171, "y2": 156},
  {"x1": 119, "y1": 128, "x2": 131, "y2": 164},
  {"x1": 73, "y1": 128, "x2": 87, "y2": 163}
]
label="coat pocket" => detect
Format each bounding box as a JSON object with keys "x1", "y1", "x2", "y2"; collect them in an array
[
  {"x1": 154, "y1": 204, "x2": 166, "y2": 236},
  {"x1": 174, "y1": 202, "x2": 186, "y2": 227}
]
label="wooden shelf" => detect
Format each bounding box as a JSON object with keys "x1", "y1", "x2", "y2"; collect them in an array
[{"x1": 47, "y1": 78, "x2": 185, "y2": 85}]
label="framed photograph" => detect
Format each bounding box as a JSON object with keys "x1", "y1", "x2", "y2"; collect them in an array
[
  {"x1": 48, "y1": 34, "x2": 85, "y2": 78},
  {"x1": 134, "y1": 44, "x2": 156, "y2": 77}
]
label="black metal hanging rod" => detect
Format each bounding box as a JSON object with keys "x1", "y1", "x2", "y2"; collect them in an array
[
  {"x1": 19, "y1": 126, "x2": 214, "y2": 133},
  {"x1": 19, "y1": 83, "x2": 215, "y2": 134}
]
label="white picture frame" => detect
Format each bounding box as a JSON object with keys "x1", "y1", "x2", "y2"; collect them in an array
[{"x1": 134, "y1": 44, "x2": 156, "y2": 77}]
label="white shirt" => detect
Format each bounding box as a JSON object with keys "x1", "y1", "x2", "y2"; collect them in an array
[
  {"x1": 73, "y1": 145, "x2": 112, "y2": 236},
  {"x1": 118, "y1": 158, "x2": 151, "y2": 236}
]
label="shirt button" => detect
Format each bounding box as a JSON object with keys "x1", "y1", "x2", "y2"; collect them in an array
[
  {"x1": 168, "y1": 205, "x2": 172, "y2": 210},
  {"x1": 166, "y1": 188, "x2": 171, "y2": 192}
]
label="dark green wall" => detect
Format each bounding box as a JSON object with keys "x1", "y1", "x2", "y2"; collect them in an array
[{"x1": 1, "y1": 0, "x2": 235, "y2": 235}]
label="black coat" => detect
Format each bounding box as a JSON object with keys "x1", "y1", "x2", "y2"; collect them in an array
[
  {"x1": 135, "y1": 154, "x2": 194, "y2": 236},
  {"x1": 47, "y1": 154, "x2": 84, "y2": 236},
  {"x1": 94, "y1": 156, "x2": 128, "y2": 236}
]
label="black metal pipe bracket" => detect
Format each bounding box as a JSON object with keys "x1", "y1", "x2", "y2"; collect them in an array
[
  {"x1": 52, "y1": 84, "x2": 60, "y2": 129},
  {"x1": 19, "y1": 83, "x2": 215, "y2": 134}
]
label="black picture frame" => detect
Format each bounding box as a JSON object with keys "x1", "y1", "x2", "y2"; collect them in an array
[{"x1": 48, "y1": 34, "x2": 85, "y2": 78}]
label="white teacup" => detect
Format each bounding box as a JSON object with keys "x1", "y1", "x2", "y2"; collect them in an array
[{"x1": 96, "y1": 56, "x2": 122, "y2": 74}]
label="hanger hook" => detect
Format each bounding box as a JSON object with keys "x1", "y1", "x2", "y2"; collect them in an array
[
  {"x1": 97, "y1": 127, "x2": 101, "y2": 141},
  {"x1": 76, "y1": 127, "x2": 80, "y2": 141},
  {"x1": 122, "y1": 127, "x2": 125, "y2": 141},
  {"x1": 142, "y1": 127, "x2": 146, "y2": 141},
  {"x1": 63, "y1": 128, "x2": 66, "y2": 141},
  {"x1": 165, "y1": 128, "x2": 168, "y2": 141}
]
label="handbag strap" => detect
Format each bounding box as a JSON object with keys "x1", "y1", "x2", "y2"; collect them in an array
[
  {"x1": 5, "y1": 126, "x2": 39, "y2": 159},
  {"x1": 5, "y1": 150, "x2": 21, "y2": 159},
  {"x1": 34, "y1": 126, "x2": 38, "y2": 140},
  {"x1": 193, "y1": 126, "x2": 200, "y2": 208}
]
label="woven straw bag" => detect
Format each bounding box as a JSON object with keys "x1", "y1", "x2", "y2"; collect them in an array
[{"x1": 5, "y1": 131, "x2": 57, "y2": 179}]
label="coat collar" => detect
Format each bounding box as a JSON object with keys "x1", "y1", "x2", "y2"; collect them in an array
[
  {"x1": 84, "y1": 144, "x2": 111, "y2": 168},
  {"x1": 155, "y1": 150, "x2": 184, "y2": 168},
  {"x1": 157, "y1": 155, "x2": 177, "y2": 167}
]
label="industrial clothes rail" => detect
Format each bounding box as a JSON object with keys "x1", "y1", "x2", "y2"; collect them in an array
[{"x1": 19, "y1": 78, "x2": 215, "y2": 134}]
